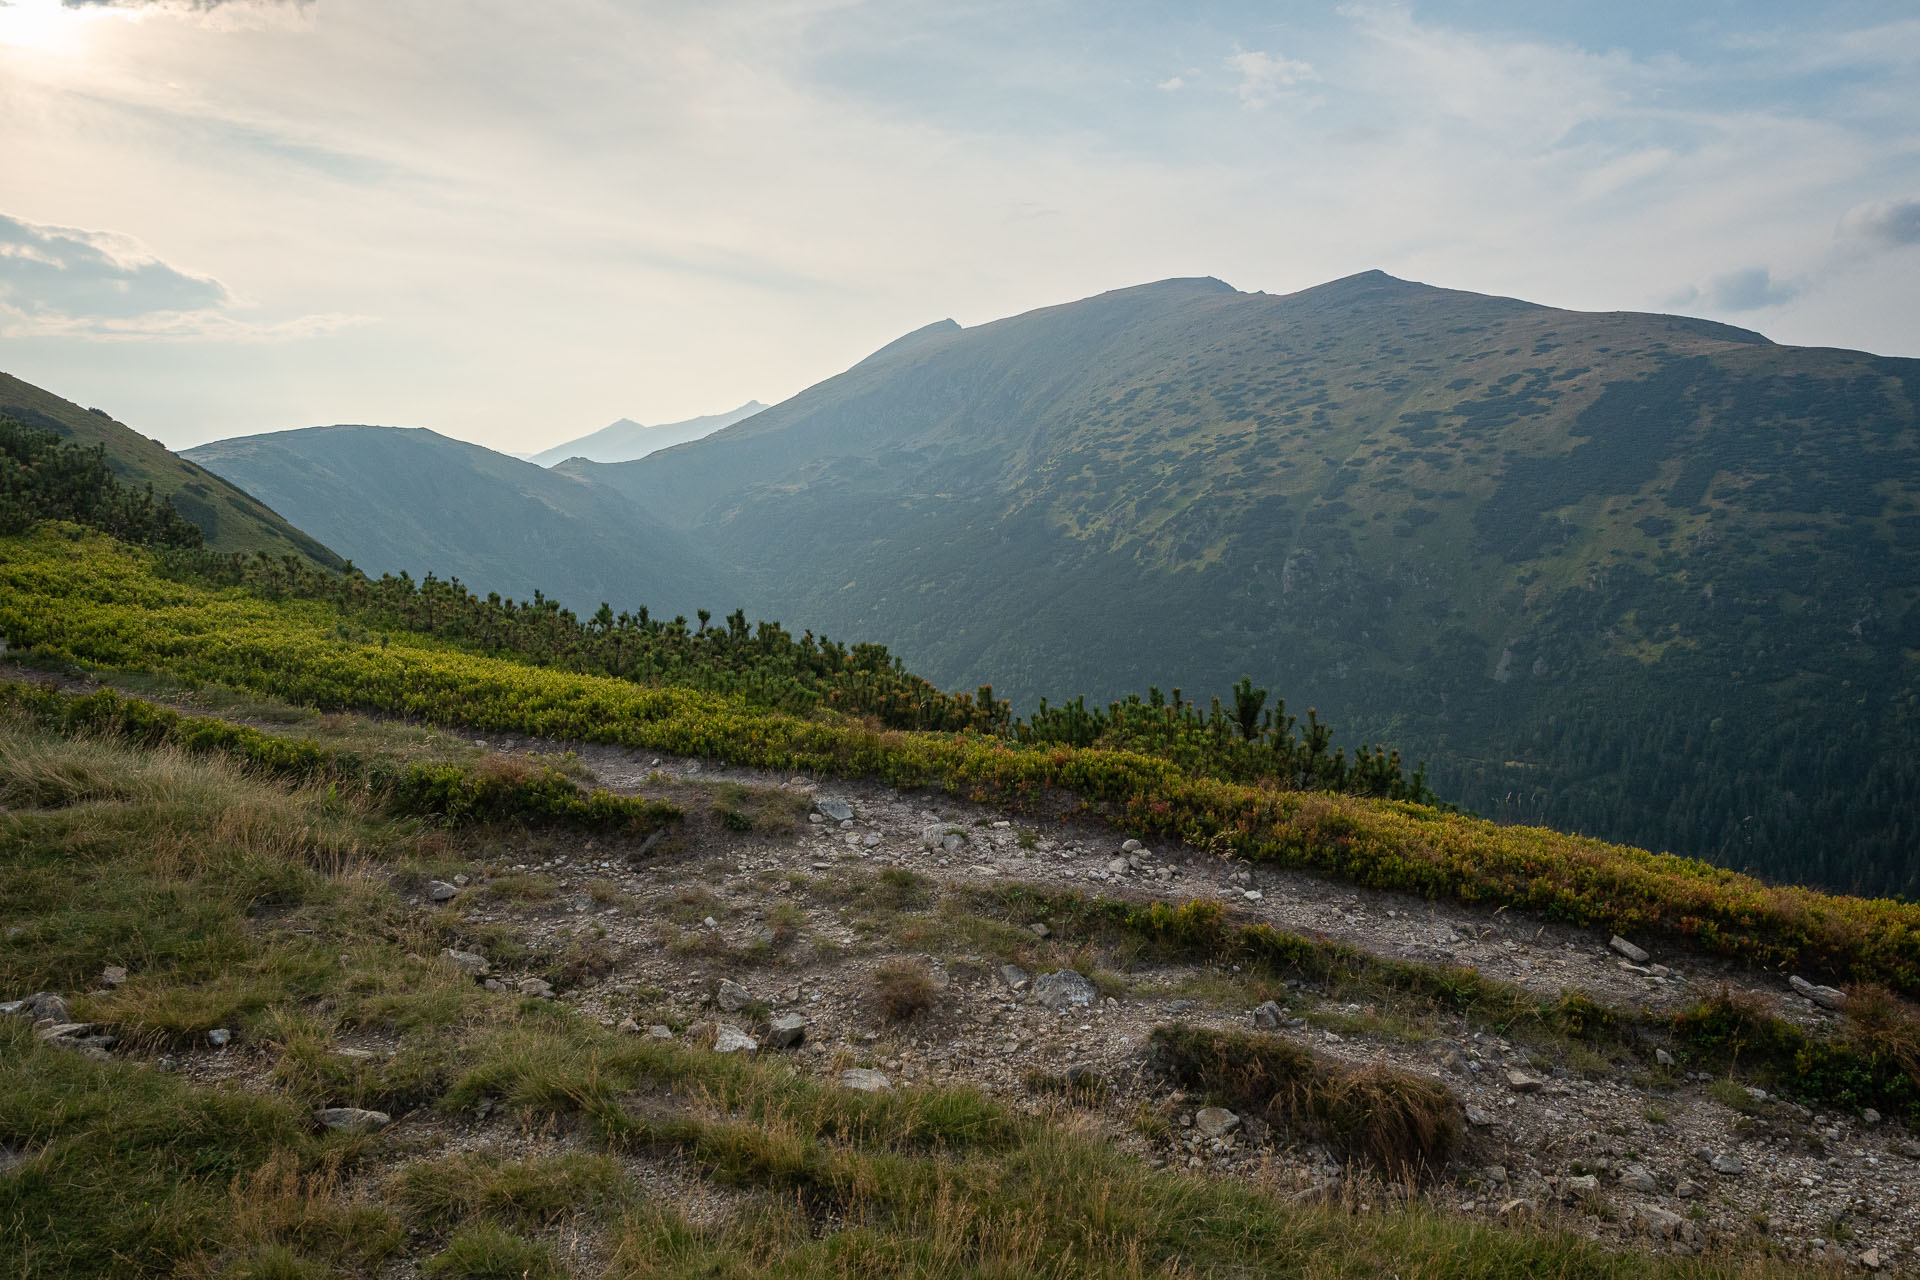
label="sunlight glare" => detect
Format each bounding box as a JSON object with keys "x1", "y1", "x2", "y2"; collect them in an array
[{"x1": 0, "y1": 0, "x2": 94, "y2": 53}]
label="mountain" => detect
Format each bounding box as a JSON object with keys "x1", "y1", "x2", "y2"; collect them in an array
[
  {"x1": 569, "y1": 271, "x2": 1920, "y2": 894},
  {"x1": 525, "y1": 401, "x2": 768, "y2": 467},
  {"x1": 184, "y1": 425, "x2": 732, "y2": 618},
  {"x1": 0, "y1": 370, "x2": 343, "y2": 566}
]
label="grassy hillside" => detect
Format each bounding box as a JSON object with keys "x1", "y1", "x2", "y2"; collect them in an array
[
  {"x1": 572, "y1": 273, "x2": 1920, "y2": 895},
  {"x1": 0, "y1": 371, "x2": 342, "y2": 566},
  {"x1": 184, "y1": 425, "x2": 736, "y2": 620},
  {"x1": 7, "y1": 526, "x2": 1920, "y2": 996}
]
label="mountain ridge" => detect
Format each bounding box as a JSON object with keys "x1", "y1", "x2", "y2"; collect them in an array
[{"x1": 184, "y1": 424, "x2": 731, "y2": 617}]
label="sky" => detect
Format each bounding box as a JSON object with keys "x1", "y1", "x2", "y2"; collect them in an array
[{"x1": 1, "y1": 0, "x2": 1917, "y2": 454}]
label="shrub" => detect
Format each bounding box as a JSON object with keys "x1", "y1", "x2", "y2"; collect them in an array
[{"x1": 873, "y1": 959, "x2": 938, "y2": 1022}]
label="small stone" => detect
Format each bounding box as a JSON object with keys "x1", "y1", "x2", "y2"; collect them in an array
[
  {"x1": 441, "y1": 949, "x2": 490, "y2": 977},
  {"x1": 1864, "y1": 1108, "x2": 1882, "y2": 1125},
  {"x1": 1243, "y1": 890, "x2": 1263, "y2": 902},
  {"x1": 712, "y1": 1024, "x2": 757, "y2": 1054},
  {"x1": 920, "y1": 825, "x2": 945, "y2": 849},
  {"x1": 329, "y1": 1047, "x2": 376, "y2": 1061},
  {"x1": 816, "y1": 797, "x2": 854, "y2": 823},
  {"x1": 517, "y1": 978, "x2": 554, "y2": 998},
  {"x1": 1466, "y1": 1106, "x2": 1497, "y2": 1128},
  {"x1": 1496, "y1": 1198, "x2": 1537, "y2": 1221},
  {"x1": 1027, "y1": 922, "x2": 1049, "y2": 939},
  {"x1": 617, "y1": 1015, "x2": 642, "y2": 1034},
  {"x1": 483, "y1": 979, "x2": 505, "y2": 992},
  {"x1": 1031, "y1": 969, "x2": 1098, "y2": 1011},
  {"x1": 1121, "y1": 839, "x2": 1143, "y2": 854},
  {"x1": 647, "y1": 1025, "x2": 674, "y2": 1039},
  {"x1": 427, "y1": 880, "x2": 458, "y2": 902},
  {"x1": 1107, "y1": 857, "x2": 1130, "y2": 874},
  {"x1": 766, "y1": 1012, "x2": 807, "y2": 1050},
  {"x1": 1506, "y1": 1070, "x2": 1545, "y2": 1093},
  {"x1": 1710, "y1": 1153, "x2": 1745, "y2": 1176},
  {"x1": 13, "y1": 993, "x2": 70, "y2": 1023},
  {"x1": 208, "y1": 1028, "x2": 232, "y2": 1047},
  {"x1": 1001, "y1": 964, "x2": 1031, "y2": 991},
  {"x1": 1860, "y1": 1247, "x2": 1883, "y2": 1271},
  {"x1": 942, "y1": 833, "x2": 966, "y2": 853},
  {"x1": 1618, "y1": 1164, "x2": 1659, "y2": 1194},
  {"x1": 1194, "y1": 1107, "x2": 1240, "y2": 1138},
  {"x1": 1655, "y1": 1048, "x2": 1675, "y2": 1067},
  {"x1": 101, "y1": 966, "x2": 128, "y2": 988},
  {"x1": 716, "y1": 979, "x2": 752, "y2": 1013},
  {"x1": 1252, "y1": 1000, "x2": 1284, "y2": 1030},
  {"x1": 1674, "y1": 1178, "x2": 1701, "y2": 1199},
  {"x1": 316, "y1": 1107, "x2": 390, "y2": 1133},
  {"x1": 453, "y1": 873, "x2": 470, "y2": 886},
  {"x1": 840, "y1": 1068, "x2": 891, "y2": 1092},
  {"x1": 1564, "y1": 1174, "x2": 1599, "y2": 1195},
  {"x1": 1609, "y1": 936, "x2": 1650, "y2": 963}
]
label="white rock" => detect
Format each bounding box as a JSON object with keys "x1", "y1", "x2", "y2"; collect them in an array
[
  {"x1": 427, "y1": 880, "x2": 458, "y2": 902},
  {"x1": 1635, "y1": 1203, "x2": 1684, "y2": 1239},
  {"x1": 208, "y1": 1028, "x2": 232, "y2": 1046},
  {"x1": 712, "y1": 1025, "x2": 757, "y2": 1054},
  {"x1": 1789, "y1": 975, "x2": 1847, "y2": 1010},
  {"x1": 1505, "y1": 1071, "x2": 1545, "y2": 1093},
  {"x1": 1031, "y1": 969, "x2": 1098, "y2": 1011},
  {"x1": 441, "y1": 949, "x2": 490, "y2": 977},
  {"x1": 517, "y1": 978, "x2": 554, "y2": 998},
  {"x1": 766, "y1": 1013, "x2": 808, "y2": 1050},
  {"x1": 716, "y1": 979, "x2": 752, "y2": 1012},
  {"x1": 840, "y1": 1068, "x2": 892, "y2": 1091}
]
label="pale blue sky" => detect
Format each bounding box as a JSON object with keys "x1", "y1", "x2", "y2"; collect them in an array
[{"x1": 0, "y1": 0, "x2": 1915, "y2": 451}]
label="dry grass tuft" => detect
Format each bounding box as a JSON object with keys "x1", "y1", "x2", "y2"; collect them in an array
[{"x1": 873, "y1": 958, "x2": 939, "y2": 1022}]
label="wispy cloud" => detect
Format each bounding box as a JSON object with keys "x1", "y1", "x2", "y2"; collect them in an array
[
  {"x1": 1840, "y1": 196, "x2": 1920, "y2": 250},
  {"x1": 1226, "y1": 48, "x2": 1315, "y2": 107},
  {"x1": 0, "y1": 210, "x2": 364, "y2": 340}
]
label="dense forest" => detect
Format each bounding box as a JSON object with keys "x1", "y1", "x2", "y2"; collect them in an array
[{"x1": 0, "y1": 419, "x2": 204, "y2": 549}]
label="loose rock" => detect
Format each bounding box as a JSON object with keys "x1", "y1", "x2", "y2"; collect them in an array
[
  {"x1": 441, "y1": 949, "x2": 490, "y2": 977},
  {"x1": 713, "y1": 1025, "x2": 757, "y2": 1054},
  {"x1": 1194, "y1": 1107, "x2": 1240, "y2": 1138},
  {"x1": 1610, "y1": 935, "x2": 1650, "y2": 963},
  {"x1": 840, "y1": 1068, "x2": 891, "y2": 1092},
  {"x1": 816, "y1": 797, "x2": 854, "y2": 823},
  {"x1": 715, "y1": 978, "x2": 752, "y2": 1013},
  {"x1": 766, "y1": 1012, "x2": 807, "y2": 1050},
  {"x1": 316, "y1": 1107, "x2": 390, "y2": 1133},
  {"x1": 427, "y1": 880, "x2": 458, "y2": 902},
  {"x1": 1031, "y1": 969, "x2": 1098, "y2": 1011},
  {"x1": 1789, "y1": 975, "x2": 1847, "y2": 1010}
]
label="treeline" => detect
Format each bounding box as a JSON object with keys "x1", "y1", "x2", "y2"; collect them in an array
[
  {"x1": 156, "y1": 547, "x2": 1433, "y2": 803},
  {"x1": 0, "y1": 419, "x2": 203, "y2": 549}
]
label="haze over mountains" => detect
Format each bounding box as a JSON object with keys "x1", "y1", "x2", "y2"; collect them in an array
[
  {"x1": 80, "y1": 267, "x2": 1920, "y2": 893},
  {"x1": 183, "y1": 425, "x2": 727, "y2": 619},
  {"x1": 525, "y1": 402, "x2": 768, "y2": 467}
]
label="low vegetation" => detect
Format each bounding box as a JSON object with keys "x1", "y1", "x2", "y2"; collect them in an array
[{"x1": 7, "y1": 529, "x2": 1920, "y2": 999}]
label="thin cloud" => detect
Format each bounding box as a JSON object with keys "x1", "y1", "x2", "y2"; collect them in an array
[
  {"x1": 0, "y1": 210, "x2": 365, "y2": 341},
  {"x1": 1840, "y1": 197, "x2": 1920, "y2": 250},
  {"x1": 1226, "y1": 49, "x2": 1315, "y2": 108},
  {"x1": 1697, "y1": 266, "x2": 1800, "y2": 312}
]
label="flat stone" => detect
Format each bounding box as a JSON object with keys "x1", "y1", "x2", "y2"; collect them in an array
[
  {"x1": 1496, "y1": 1198, "x2": 1537, "y2": 1221},
  {"x1": 766, "y1": 1012, "x2": 808, "y2": 1050},
  {"x1": 1252, "y1": 1000, "x2": 1285, "y2": 1030},
  {"x1": 517, "y1": 978, "x2": 554, "y2": 998},
  {"x1": 12, "y1": 993, "x2": 70, "y2": 1023},
  {"x1": 1711, "y1": 1153, "x2": 1745, "y2": 1176},
  {"x1": 1194, "y1": 1107, "x2": 1240, "y2": 1138},
  {"x1": 1031, "y1": 969, "x2": 1098, "y2": 1011},
  {"x1": 1789, "y1": 975, "x2": 1847, "y2": 1010},
  {"x1": 1505, "y1": 1071, "x2": 1545, "y2": 1093},
  {"x1": 1121, "y1": 839, "x2": 1144, "y2": 853},
  {"x1": 1107, "y1": 857, "x2": 1130, "y2": 874},
  {"x1": 329, "y1": 1048, "x2": 377, "y2": 1061},
  {"x1": 716, "y1": 979, "x2": 752, "y2": 1013},
  {"x1": 1000, "y1": 964, "x2": 1030, "y2": 991},
  {"x1": 647, "y1": 1025, "x2": 674, "y2": 1040},
  {"x1": 712, "y1": 1025, "x2": 757, "y2": 1054},
  {"x1": 920, "y1": 825, "x2": 946, "y2": 849},
  {"x1": 101, "y1": 966, "x2": 128, "y2": 988},
  {"x1": 208, "y1": 1028, "x2": 232, "y2": 1046},
  {"x1": 1674, "y1": 1179, "x2": 1701, "y2": 1199},
  {"x1": 839, "y1": 1068, "x2": 891, "y2": 1092},
  {"x1": 316, "y1": 1107, "x2": 390, "y2": 1133},
  {"x1": 1466, "y1": 1106, "x2": 1497, "y2": 1128},
  {"x1": 616, "y1": 1015, "x2": 642, "y2": 1035},
  {"x1": 427, "y1": 880, "x2": 458, "y2": 902},
  {"x1": 35, "y1": 1022, "x2": 94, "y2": 1041},
  {"x1": 1027, "y1": 922, "x2": 1049, "y2": 939},
  {"x1": 1564, "y1": 1174, "x2": 1599, "y2": 1195},
  {"x1": 1860, "y1": 1247, "x2": 1883, "y2": 1271},
  {"x1": 1654, "y1": 1048, "x2": 1675, "y2": 1067},
  {"x1": 1609, "y1": 935, "x2": 1650, "y2": 963},
  {"x1": 441, "y1": 949, "x2": 490, "y2": 977},
  {"x1": 815, "y1": 797, "x2": 854, "y2": 823}
]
